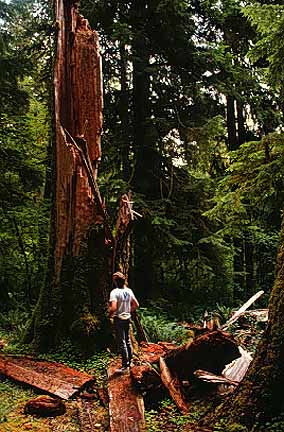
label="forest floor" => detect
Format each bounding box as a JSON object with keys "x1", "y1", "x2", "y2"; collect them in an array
[
  {"x1": 0, "y1": 309, "x2": 274, "y2": 432},
  {"x1": 0, "y1": 316, "x2": 214, "y2": 432}
]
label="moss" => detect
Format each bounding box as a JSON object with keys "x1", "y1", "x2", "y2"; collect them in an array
[{"x1": 226, "y1": 424, "x2": 249, "y2": 432}]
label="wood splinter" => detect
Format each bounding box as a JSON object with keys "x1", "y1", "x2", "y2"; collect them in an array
[{"x1": 159, "y1": 356, "x2": 188, "y2": 415}]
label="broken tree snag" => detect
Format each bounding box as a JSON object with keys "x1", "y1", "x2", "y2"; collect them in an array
[
  {"x1": 54, "y1": 0, "x2": 103, "y2": 262},
  {"x1": 107, "y1": 361, "x2": 145, "y2": 432},
  {"x1": 159, "y1": 357, "x2": 188, "y2": 414},
  {"x1": 0, "y1": 355, "x2": 93, "y2": 399},
  {"x1": 27, "y1": 0, "x2": 108, "y2": 351},
  {"x1": 164, "y1": 331, "x2": 240, "y2": 381},
  {"x1": 112, "y1": 193, "x2": 134, "y2": 274}
]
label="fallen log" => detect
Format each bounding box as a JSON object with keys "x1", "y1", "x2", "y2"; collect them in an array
[
  {"x1": 107, "y1": 360, "x2": 145, "y2": 432},
  {"x1": 164, "y1": 331, "x2": 240, "y2": 381},
  {"x1": 223, "y1": 346, "x2": 252, "y2": 382},
  {"x1": 159, "y1": 357, "x2": 188, "y2": 414},
  {"x1": 139, "y1": 341, "x2": 178, "y2": 364},
  {"x1": 194, "y1": 346, "x2": 253, "y2": 395},
  {"x1": 0, "y1": 355, "x2": 93, "y2": 399}
]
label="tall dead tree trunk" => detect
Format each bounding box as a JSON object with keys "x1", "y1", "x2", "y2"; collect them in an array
[{"x1": 25, "y1": 0, "x2": 111, "y2": 352}]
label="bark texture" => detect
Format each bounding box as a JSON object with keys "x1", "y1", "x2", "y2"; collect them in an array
[{"x1": 27, "y1": 0, "x2": 109, "y2": 351}]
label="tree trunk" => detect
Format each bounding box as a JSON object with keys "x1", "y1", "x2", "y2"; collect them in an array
[
  {"x1": 205, "y1": 219, "x2": 284, "y2": 430},
  {"x1": 25, "y1": 0, "x2": 110, "y2": 352},
  {"x1": 226, "y1": 95, "x2": 238, "y2": 151},
  {"x1": 237, "y1": 99, "x2": 246, "y2": 146},
  {"x1": 119, "y1": 43, "x2": 131, "y2": 182}
]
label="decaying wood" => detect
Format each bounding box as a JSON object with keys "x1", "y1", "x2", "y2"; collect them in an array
[
  {"x1": 112, "y1": 192, "x2": 135, "y2": 274},
  {"x1": 222, "y1": 346, "x2": 252, "y2": 384},
  {"x1": 193, "y1": 370, "x2": 238, "y2": 386},
  {"x1": 242, "y1": 309, "x2": 268, "y2": 322},
  {"x1": 24, "y1": 395, "x2": 66, "y2": 417},
  {"x1": 194, "y1": 346, "x2": 253, "y2": 396},
  {"x1": 54, "y1": 0, "x2": 103, "y2": 268},
  {"x1": 0, "y1": 355, "x2": 93, "y2": 399},
  {"x1": 77, "y1": 399, "x2": 104, "y2": 432},
  {"x1": 159, "y1": 356, "x2": 188, "y2": 414},
  {"x1": 139, "y1": 341, "x2": 178, "y2": 364},
  {"x1": 132, "y1": 311, "x2": 148, "y2": 343},
  {"x1": 107, "y1": 360, "x2": 145, "y2": 432},
  {"x1": 131, "y1": 363, "x2": 161, "y2": 394},
  {"x1": 164, "y1": 331, "x2": 240, "y2": 381},
  {"x1": 220, "y1": 290, "x2": 264, "y2": 331},
  {"x1": 63, "y1": 128, "x2": 113, "y2": 245}
]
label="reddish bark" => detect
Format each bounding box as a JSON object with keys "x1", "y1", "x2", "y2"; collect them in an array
[
  {"x1": 107, "y1": 360, "x2": 145, "y2": 432},
  {"x1": 25, "y1": 1, "x2": 109, "y2": 351},
  {"x1": 24, "y1": 395, "x2": 66, "y2": 417},
  {"x1": 164, "y1": 331, "x2": 240, "y2": 381},
  {"x1": 0, "y1": 354, "x2": 93, "y2": 399},
  {"x1": 54, "y1": 0, "x2": 103, "y2": 273}
]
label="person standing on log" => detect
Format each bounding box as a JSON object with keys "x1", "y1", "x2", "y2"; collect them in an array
[{"x1": 109, "y1": 271, "x2": 139, "y2": 373}]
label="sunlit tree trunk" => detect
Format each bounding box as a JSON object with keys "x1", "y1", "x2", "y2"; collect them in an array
[{"x1": 25, "y1": 0, "x2": 111, "y2": 352}]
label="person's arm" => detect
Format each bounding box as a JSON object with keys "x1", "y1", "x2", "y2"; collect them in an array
[
  {"x1": 109, "y1": 299, "x2": 117, "y2": 318},
  {"x1": 130, "y1": 296, "x2": 139, "y2": 312}
]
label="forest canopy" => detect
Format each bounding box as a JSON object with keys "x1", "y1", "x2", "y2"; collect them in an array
[
  {"x1": 2, "y1": 1, "x2": 284, "y2": 431},
  {"x1": 1, "y1": 0, "x2": 283, "y2": 338}
]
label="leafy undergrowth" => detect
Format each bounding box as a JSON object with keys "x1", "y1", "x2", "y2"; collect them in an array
[{"x1": 145, "y1": 397, "x2": 213, "y2": 432}]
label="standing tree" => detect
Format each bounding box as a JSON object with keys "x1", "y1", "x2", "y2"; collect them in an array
[{"x1": 25, "y1": 0, "x2": 111, "y2": 352}]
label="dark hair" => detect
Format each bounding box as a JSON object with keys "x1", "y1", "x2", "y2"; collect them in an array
[
  {"x1": 112, "y1": 271, "x2": 126, "y2": 288},
  {"x1": 115, "y1": 278, "x2": 125, "y2": 288}
]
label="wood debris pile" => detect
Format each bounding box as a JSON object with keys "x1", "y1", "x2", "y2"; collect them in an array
[{"x1": 130, "y1": 292, "x2": 268, "y2": 413}]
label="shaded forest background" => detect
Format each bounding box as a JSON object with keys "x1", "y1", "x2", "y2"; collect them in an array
[{"x1": 1, "y1": 0, "x2": 284, "y2": 335}]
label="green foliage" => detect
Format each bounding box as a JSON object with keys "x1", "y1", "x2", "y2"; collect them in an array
[
  {"x1": 214, "y1": 422, "x2": 249, "y2": 432},
  {"x1": 145, "y1": 397, "x2": 212, "y2": 432},
  {"x1": 138, "y1": 306, "x2": 189, "y2": 343},
  {"x1": 243, "y1": 4, "x2": 284, "y2": 88},
  {"x1": 0, "y1": 0, "x2": 51, "y2": 310}
]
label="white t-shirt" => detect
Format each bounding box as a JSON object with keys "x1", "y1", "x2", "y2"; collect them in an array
[{"x1": 109, "y1": 287, "x2": 137, "y2": 320}]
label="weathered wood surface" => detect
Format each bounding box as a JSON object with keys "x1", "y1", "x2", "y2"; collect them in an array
[
  {"x1": 193, "y1": 369, "x2": 238, "y2": 386},
  {"x1": 54, "y1": 0, "x2": 103, "y2": 268},
  {"x1": 222, "y1": 346, "x2": 252, "y2": 383},
  {"x1": 107, "y1": 360, "x2": 145, "y2": 432},
  {"x1": 159, "y1": 357, "x2": 188, "y2": 414},
  {"x1": 164, "y1": 331, "x2": 240, "y2": 380},
  {"x1": 139, "y1": 341, "x2": 178, "y2": 364},
  {"x1": 220, "y1": 290, "x2": 264, "y2": 331},
  {"x1": 77, "y1": 399, "x2": 105, "y2": 432},
  {"x1": 24, "y1": 395, "x2": 66, "y2": 417},
  {"x1": 0, "y1": 355, "x2": 93, "y2": 399}
]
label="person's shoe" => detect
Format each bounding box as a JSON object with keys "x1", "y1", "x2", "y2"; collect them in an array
[{"x1": 115, "y1": 367, "x2": 129, "y2": 374}]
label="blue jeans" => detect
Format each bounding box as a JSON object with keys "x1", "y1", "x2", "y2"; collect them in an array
[{"x1": 114, "y1": 317, "x2": 132, "y2": 368}]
